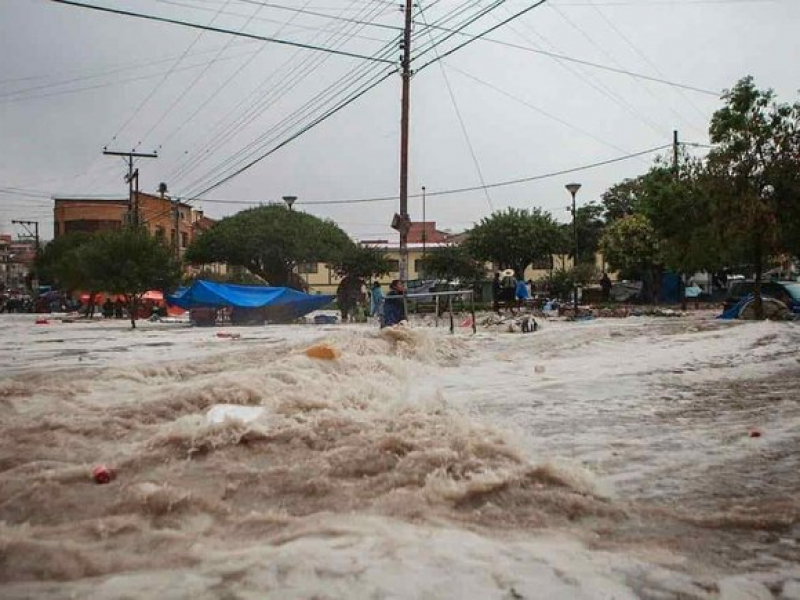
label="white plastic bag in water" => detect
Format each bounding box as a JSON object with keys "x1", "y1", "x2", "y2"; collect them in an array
[{"x1": 206, "y1": 404, "x2": 266, "y2": 425}]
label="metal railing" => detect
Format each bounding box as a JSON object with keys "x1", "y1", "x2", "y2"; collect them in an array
[{"x1": 401, "y1": 289, "x2": 476, "y2": 334}]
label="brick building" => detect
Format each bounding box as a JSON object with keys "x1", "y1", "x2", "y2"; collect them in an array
[
  {"x1": 53, "y1": 192, "x2": 201, "y2": 257},
  {"x1": 1, "y1": 234, "x2": 37, "y2": 292}
]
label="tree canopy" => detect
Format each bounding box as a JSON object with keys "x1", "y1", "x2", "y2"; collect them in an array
[
  {"x1": 79, "y1": 228, "x2": 182, "y2": 328},
  {"x1": 418, "y1": 245, "x2": 487, "y2": 283},
  {"x1": 329, "y1": 245, "x2": 391, "y2": 281},
  {"x1": 185, "y1": 205, "x2": 353, "y2": 289},
  {"x1": 465, "y1": 207, "x2": 563, "y2": 277},
  {"x1": 34, "y1": 232, "x2": 94, "y2": 292},
  {"x1": 705, "y1": 76, "x2": 800, "y2": 286}
]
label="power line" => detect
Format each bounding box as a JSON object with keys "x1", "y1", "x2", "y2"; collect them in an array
[
  {"x1": 418, "y1": 1, "x2": 494, "y2": 211},
  {"x1": 189, "y1": 144, "x2": 671, "y2": 206},
  {"x1": 415, "y1": 0, "x2": 549, "y2": 72},
  {"x1": 165, "y1": 0, "x2": 400, "y2": 188},
  {"x1": 106, "y1": 0, "x2": 233, "y2": 147},
  {"x1": 173, "y1": 0, "x2": 402, "y2": 195},
  {"x1": 443, "y1": 62, "x2": 632, "y2": 155},
  {"x1": 134, "y1": 0, "x2": 265, "y2": 151},
  {"x1": 413, "y1": 0, "x2": 512, "y2": 64},
  {"x1": 49, "y1": 0, "x2": 396, "y2": 64},
  {"x1": 547, "y1": 2, "x2": 705, "y2": 136},
  {"x1": 186, "y1": 67, "x2": 397, "y2": 200},
  {"x1": 582, "y1": 0, "x2": 710, "y2": 123},
  {"x1": 228, "y1": 0, "x2": 403, "y2": 31},
  {"x1": 0, "y1": 45, "x2": 262, "y2": 104},
  {"x1": 411, "y1": 19, "x2": 718, "y2": 95}
]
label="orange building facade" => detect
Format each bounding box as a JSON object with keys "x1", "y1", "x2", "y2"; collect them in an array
[{"x1": 53, "y1": 192, "x2": 198, "y2": 257}]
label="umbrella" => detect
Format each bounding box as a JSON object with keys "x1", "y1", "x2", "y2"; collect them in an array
[{"x1": 142, "y1": 290, "x2": 164, "y2": 301}]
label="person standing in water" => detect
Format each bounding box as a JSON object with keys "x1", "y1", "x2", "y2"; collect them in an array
[
  {"x1": 382, "y1": 279, "x2": 406, "y2": 328},
  {"x1": 370, "y1": 281, "x2": 383, "y2": 317}
]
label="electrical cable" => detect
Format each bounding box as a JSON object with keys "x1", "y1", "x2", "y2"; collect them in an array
[
  {"x1": 547, "y1": 2, "x2": 706, "y2": 136},
  {"x1": 134, "y1": 0, "x2": 265, "y2": 151},
  {"x1": 415, "y1": 1, "x2": 549, "y2": 71},
  {"x1": 411, "y1": 18, "x2": 718, "y2": 95},
  {"x1": 227, "y1": 0, "x2": 403, "y2": 31},
  {"x1": 185, "y1": 67, "x2": 397, "y2": 200},
  {"x1": 104, "y1": 0, "x2": 232, "y2": 148},
  {"x1": 0, "y1": 44, "x2": 262, "y2": 104},
  {"x1": 174, "y1": 3, "x2": 401, "y2": 195},
  {"x1": 49, "y1": 0, "x2": 396, "y2": 64},
  {"x1": 584, "y1": 0, "x2": 709, "y2": 122},
  {"x1": 166, "y1": 0, "x2": 398, "y2": 187},
  {"x1": 187, "y1": 144, "x2": 671, "y2": 206},
  {"x1": 417, "y1": 0, "x2": 494, "y2": 211},
  {"x1": 443, "y1": 62, "x2": 633, "y2": 155}
]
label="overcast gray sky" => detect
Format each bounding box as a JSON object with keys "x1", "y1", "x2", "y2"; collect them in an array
[{"x1": 1, "y1": 0, "x2": 798, "y2": 241}]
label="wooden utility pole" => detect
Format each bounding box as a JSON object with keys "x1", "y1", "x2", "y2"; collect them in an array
[
  {"x1": 103, "y1": 149, "x2": 158, "y2": 227},
  {"x1": 672, "y1": 130, "x2": 679, "y2": 177},
  {"x1": 398, "y1": 0, "x2": 413, "y2": 282}
]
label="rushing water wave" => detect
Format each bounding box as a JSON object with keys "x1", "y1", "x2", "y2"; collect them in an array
[{"x1": 1, "y1": 315, "x2": 799, "y2": 597}]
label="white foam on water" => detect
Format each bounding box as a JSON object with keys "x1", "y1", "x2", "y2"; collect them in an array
[{"x1": 1, "y1": 314, "x2": 799, "y2": 596}]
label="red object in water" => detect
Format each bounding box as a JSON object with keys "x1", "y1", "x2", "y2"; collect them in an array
[
  {"x1": 35, "y1": 318, "x2": 49, "y2": 325},
  {"x1": 216, "y1": 332, "x2": 241, "y2": 339},
  {"x1": 749, "y1": 429, "x2": 762, "y2": 438},
  {"x1": 92, "y1": 465, "x2": 114, "y2": 484}
]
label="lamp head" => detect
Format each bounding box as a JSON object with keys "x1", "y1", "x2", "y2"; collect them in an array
[
  {"x1": 282, "y1": 195, "x2": 297, "y2": 209},
  {"x1": 565, "y1": 183, "x2": 582, "y2": 196}
]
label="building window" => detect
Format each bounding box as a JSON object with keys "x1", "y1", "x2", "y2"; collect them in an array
[
  {"x1": 181, "y1": 232, "x2": 189, "y2": 248},
  {"x1": 155, "y1": 226, "x2": 165, "y2": 242},
  {"x1": 530, "y1": 255, "x2": 554, "y2": 270},
  {"x1": 414, "y1": 259, "x2": 428, "y2": 276},
  {"x1": 298, "y1": 262, "x2": 319, "y2": 274},
  {"x1": 387, "y1": 259, "x2": 400, "y2": 273},
  {"x1": 64, "y1": 219, "x2": 122, "y2": 234}
]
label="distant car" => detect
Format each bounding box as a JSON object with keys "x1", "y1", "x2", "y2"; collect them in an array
[{"x1": 723, "y1": 280, "x2": 800, "y2": 314}]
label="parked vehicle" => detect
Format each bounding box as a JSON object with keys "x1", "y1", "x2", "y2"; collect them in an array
[{"x1": 723, "y1": 280, "x2": 800, "y2": 314}]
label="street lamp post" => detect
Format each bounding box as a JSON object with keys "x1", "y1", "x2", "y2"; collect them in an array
[
  {"x1": 282, "y1": 195, "x2": 297, "y2": 211},
  {"x1": 421, "y1": 186, "x2": 427, "y2": 260},
  {"x1": 565, "y1": 183, "x2": 582, "y2": 315}
]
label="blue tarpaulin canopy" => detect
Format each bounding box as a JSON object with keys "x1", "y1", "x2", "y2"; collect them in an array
[{"x1": 167, "y1": 280, "x2": 333, "y2": 319}]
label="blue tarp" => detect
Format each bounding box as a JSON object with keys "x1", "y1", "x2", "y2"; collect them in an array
[
  {"x1": 167, "y1": 280, "x2": 333, "y2": 319},
  {"x1": 719, "y1": 294, "x2": 752, "y2": 320}
]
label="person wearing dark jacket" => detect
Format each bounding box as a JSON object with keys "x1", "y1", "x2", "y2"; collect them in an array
[
  {"x1": 600, "y1": 272, "x2": 612, "y2": 302},
  {"x1": 382, "y1": 279, "x2": 406, "y2": 328},
  {"x1": 492, "y1": 272, "x2": 502, "y2": 313}
]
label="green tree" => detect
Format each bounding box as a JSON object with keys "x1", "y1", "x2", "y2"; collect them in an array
[
  {"x1": 639, "y1": 156, "x2": 726, "y2": 306},
  {"x1": 465, "y1": 207, "x2": 562, "y2": 277},
  {"x1": 185, "y1": 205, "x2": 352, "y2": 290},
  {"x1": 183, "y1": 266, "x2": 265, "y2": 286},
  {"x1": 560, "y1": 202, "x2": 605, "y2": 264},
  {"x1": 601, "y1": 178, "x2": 647, "y2": 222},
  {"x1": 418, "y1": 245, "x2": 487, "y2": 283},
  {"x1": 330, "y1": 244, "x2": 391, "y2": 281},
  {"x1": 600, "y1": 214, "x2": 662, "y2": 303},
  {"x1": 79, "y1": 229, "x2": 182, "y2": 328},
  {"x1": 706, "y1": 76, "x2": 800, "y2": 317},
  {"x1": 34, "y1": 232, "x2": 94, "y2": 292}
]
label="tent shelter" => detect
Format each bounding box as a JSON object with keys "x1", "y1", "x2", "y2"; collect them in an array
[{"x1": 167, "y1": 280, "x2": 334, "y2": 324}]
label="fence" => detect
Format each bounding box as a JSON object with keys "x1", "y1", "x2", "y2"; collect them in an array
[{"x1": 402, "y1": 289, "x2": 476, "y2": 334}]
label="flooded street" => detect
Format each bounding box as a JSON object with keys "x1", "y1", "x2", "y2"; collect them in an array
[{"x1": 1, "y1": 314, "x2": 799, "y2": 598}]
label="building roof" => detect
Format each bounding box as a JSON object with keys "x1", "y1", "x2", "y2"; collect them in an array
[
  {"x1": 406, "y1": 221, "x2": 450, "y2": 244},
  {"x1": 54, "y1": 192, "x2": 193, "y2": 208}
]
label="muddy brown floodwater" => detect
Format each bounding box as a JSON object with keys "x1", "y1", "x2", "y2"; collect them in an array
[{"x1": 0, "y1": 314, "x2": 798, "y2": 598}]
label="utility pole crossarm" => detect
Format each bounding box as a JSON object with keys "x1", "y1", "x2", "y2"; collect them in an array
[{"x1": 103, "y1": 148, "x2": 158, "y2": 229}]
